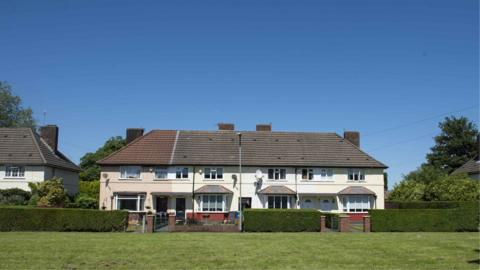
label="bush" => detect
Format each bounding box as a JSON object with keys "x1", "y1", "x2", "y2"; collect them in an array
[
  {"x1": 243, "y1": 209, "x2": 322, "y2": 232},
  {"x1": 385, "y1": 201, "x2": 462, "y2": 209},
  {"x1": 0, "y1": 206, "x2": 128, "y2": 232},
  {"x1": 0, "y1": 188, "x2": 31, "y2": 205},
  {"x1": 370, "y1": 201, "x2": 479, "y2": 232},
  {"x1": 28, "y1": 178, "x2": 68, "y2": 207},
  {"x1": 69, "y1": 195, "x2": 99, "y2": 209},
  {"x1": 79, "y1": 181, "x2": 100, "y2": 198}
]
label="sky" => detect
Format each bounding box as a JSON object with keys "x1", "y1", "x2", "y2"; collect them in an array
[{"x1": 0, "y1": 0, "x2": 478, "y2": 187}]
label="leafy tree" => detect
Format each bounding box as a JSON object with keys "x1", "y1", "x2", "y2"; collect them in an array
[
  {"x1": 425, "y1": 173, "x2": 480, "y2": 201},
  {"x1": 426, "y1": 116, "x2": 478, "y2": 173},
  {"x1": 0, "y1": 81, "x2": 36, "y2": 128},
  {"x1": 402, "y1": 165, "x2": 446, "y2": 185},
  {"x1": 28, "y1": 178, "x2": 69, "y2": 207},
  {"x1": 388, "y1": 180, "x2": 427, "y2": 201},
  {"x1": 79, "y1": 136, "x2": 125, "y2": 181},
  {"x1": 383, "y1": 172, "x2": 388, "y2": 191}
]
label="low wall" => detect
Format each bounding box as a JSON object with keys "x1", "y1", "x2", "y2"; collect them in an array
[{"x1": 173, "y1": 224, "x2": 239, "y2": 232}]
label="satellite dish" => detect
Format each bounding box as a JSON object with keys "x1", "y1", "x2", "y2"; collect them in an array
[
  {"x1": 102, "y1": 173, "x2": 109, "y2": 179},
  {"x1": 255, "y1": 169, "x2": 263, "y2": 179}
]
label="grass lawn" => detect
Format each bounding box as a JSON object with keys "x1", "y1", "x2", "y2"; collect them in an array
[{"x1": 0, "y1": 232, "x2": 478, "y2": 269}]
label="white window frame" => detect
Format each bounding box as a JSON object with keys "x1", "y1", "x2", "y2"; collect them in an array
[
  {"x1": 154, "y1": 167, "x2": 168, "y2": 180},
  {"x1": 267, "y1": 195, "x2": 290, "y2": 209},
  {"x1": 198, "y1": 194, "x2": 227, "y2": 212},
  {"x1": 318, "y1": 168, "x2": 334, "y2": 181},
  {"x1": 119, "y1": 166, "x2": 141, "y2": 179},
  {"x1": 5, "y1": 165, "x2": 25, "y2": 178},
  {"x1": 204, "y1": 168, "x2": 223, "y2": 180},
  {"x1": 115, "y1": 194, "x2": 145, "y2": 212},
  {"x1": 348, "y1": 169, "x2": 365, "y2": 182},
  {"x1": 301, "y1": 168, "x2": 314, "y2": 180},
  {"x1": 267, "y1": 168, "x2": 286, "y2": 180},
  {"x1": 175, "y1": 167, "x2": 189, "y2": 179},
  {"x1": 342, "y1": 195, "x2": 372, "y2": 213}
]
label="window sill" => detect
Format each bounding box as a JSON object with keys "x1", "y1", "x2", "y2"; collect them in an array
[
  {"x1": 300, "y1": 180, "x2": 334, "y2": 182},
  {"x1": 346, "y1": 180, "x2": 366, "y2": 183},
  {"x1": 154, "y1": 179, "x2": 190, "y2": 181},
  {"x1": 266, "y1": 180, "x2": 288, "y2": 182},
  {"x1": 118, "y1": 178, "x2": 142, "y2": 181},
  {"x1": 203, "y1": 179, "x2": 224, "y2": 181},
  {"x1": 2, "y1": 177, "x2": 26, "y2": 180}
]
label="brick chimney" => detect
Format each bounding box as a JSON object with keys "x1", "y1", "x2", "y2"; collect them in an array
[
  {"x1": 40, "y1": 125, "x2": 59, "y2": 152},
  {"x1": 218, "y1": 123, "x2": 234, "y2": 131},
  {"x1": 344, "y1": 131, "x2": 360, "y2": 148},
  {"x1": 256, "y1": 124, "x2": 272, "y2": 132},
  {"x1": 126, "y1": 128, "x2": 144, "y2": 144}
]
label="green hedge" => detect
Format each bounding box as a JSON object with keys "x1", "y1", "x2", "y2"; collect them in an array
[
  {"x1": 244, "y1": 209, "x2": 323, "y2": 232},
  {"x1": 370, "y1": 202, "x2": 479, "y2": 232},
  {"x1": 385, "y1": 201, "x2": 462, "y2": 209},
  {"x1": 0, "y1": 207, "x2": 128, "y2": 232}
]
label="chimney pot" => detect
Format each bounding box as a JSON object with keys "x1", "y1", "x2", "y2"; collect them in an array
[
  {"x1": 218, "y1": 123, "x2": 235, "y2": 131},
  {"x1": 256, "y1": 124, "x2": 272, "y2": 132},
  {"x1": 344, "y1": 131, "x2": 360, "y2": 148},
  {"x1": 40, "y1": 125, "x2": 59, "y2": 152},
  {"x1": 126, "y1": 128, "x2": 144, "y2": 144}
]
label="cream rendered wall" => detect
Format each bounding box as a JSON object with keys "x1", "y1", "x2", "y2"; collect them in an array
[
  {"x1": 99, "y1": 165, "x2": 385, "y2": 213},
  {"x1": 0, "y1": 165, "x2": 45, "y2": 191}
]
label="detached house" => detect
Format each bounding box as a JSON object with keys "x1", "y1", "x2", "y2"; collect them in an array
[
  {"x1": 0, "y1": 125, "x2": 80, "y2": 195},
  {"x1": 98, "y1": 124, "x2": 387, "y2": 221}
]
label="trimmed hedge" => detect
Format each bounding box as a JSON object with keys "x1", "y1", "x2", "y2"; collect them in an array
[
  {"x1": 244, "y1": 209, "x2": 322, "y2": 232},
  {"x1": 0, "y1": 207, "x2": 128, "y2": 232},
  {"x1": 370, "y1": 201, "x2": 479, "y2": 232},
  {"x1": 385, "y1": 201, "x2": 462, "y2": 209}
]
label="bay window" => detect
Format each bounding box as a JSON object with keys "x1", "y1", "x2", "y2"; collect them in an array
[
  {"x1": 204, "y1": 168, "x2": 223, "y2": 180},
  {"x1": 5, "y1": 166, "x2": 25, "y2": 178},
  {"x1": 115, "y1": 194, "x2": 145, "y2": 212},
  {"x1": 199, "y1": 195, "x2": 226, "y2": 212},
  {"x1": 120, "y1": 166, "x2": 141, "y2": 179},
  {"x1": 342, "y1": 195, "x2": 372, "y2": 212},
  {"x1": 268, "y1": 168, "x2": 286, "y2": 180},
  {"x1": 348, "y1": 169, "x2": 365, "y2": 181},
  {"x1": 267, "y1": 195, "x2": 289, "y2": 209}
]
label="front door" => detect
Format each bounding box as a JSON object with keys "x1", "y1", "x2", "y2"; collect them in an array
[
  {"x1": 175, "y1": 198, "x2": 186, "y2": 221},
  {"x1": 240, "y1": 197, "x2": 251, "y2": 210},
  {"x1": 156, "y1": 197, "x2": 168, "y2": 213},
  {"x1": 320, "y1": 199, "x2": 332, "y2": 212}
]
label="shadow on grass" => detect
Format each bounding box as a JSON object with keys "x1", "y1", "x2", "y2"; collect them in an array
[{"x1": 467, "y1": 249, "x2": 480, "y2": 265}]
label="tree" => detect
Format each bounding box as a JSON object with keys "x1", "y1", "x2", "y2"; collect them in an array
[
  {"x1": 383, "y1": 172, "x2": 388, "y2": 191},
  {"x1": 388, "y1": 180, "x2": 427, "y2": 201},
  {"x1": 426, "y1": 116, "x2": 478, "y2": 173},
  {"x1": 425, "y1": 173, "x2": 480, "y2": 201},
  {"x1": 402, "y1": 165, "x2": 446, "y2": 185},
  {"x1": 0, "y1": 81, "x2": 36, "y2": 128},
  {"x1": 28, "y1": 178, "x2": 68, "y2": 207},
  {"x1": 79, "y1": 136, "x2": 125, "y2": 181}
]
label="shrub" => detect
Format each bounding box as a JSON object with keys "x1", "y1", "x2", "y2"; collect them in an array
[
  {"x1": 243, "y1": 209, "x2": 322, "y2": 232},
  {"x1": 79, "y1": 181, "x2": 100, "y2": 198},
  {"x1": 0, "y1": 207, "x2": 128, "y2": 232},
  {"x1": 370, "y1": 201, "x2": 479, "y2": 232},
  {"x1": 0, "y1": 188, "x2": 31, "y2": 205},
  {"x1": 29, "y1": 178, "x2": 69, "y2": 207},
  {"x1": 69, "y1": 195, "x2": 99, "y2": 209},
  {"x1": 385, "y1": 201, "x2": 462, "y2": 209}
]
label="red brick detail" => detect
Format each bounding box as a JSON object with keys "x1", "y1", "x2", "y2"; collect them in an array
[
  {"x1": 146, "y1": 215, "x2": 154, "y2": 233},
  {"x1": 173, "y1": 225, "x2": 239, "y2": 232},
  {"x1": 168, "y1": 214, "x2": 176, "y2": 232},
  {"x1": 347, "y1": 213, "x2": 368, "y2": 222},
  {"x1": 187, "y1": 212, "x2": 229, "y2": 222},
  {"x1": 320, "y1": 216, "x2": 326, "y2": 232},
  {"x1": 339, "y1": 215, "x2": 350, "y2": 232},
  {"x1": 363, "y1": 215, "x2": 371, "y2": 233}
]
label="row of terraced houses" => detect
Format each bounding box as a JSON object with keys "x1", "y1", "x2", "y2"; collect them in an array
[{"x1": 97, "y1": 124, "x2": 388, "y2": 222}]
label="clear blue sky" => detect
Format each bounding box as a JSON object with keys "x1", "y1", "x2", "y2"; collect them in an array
[{"x1": 1, "y1": 0, "x2": 478, "y2": 187}]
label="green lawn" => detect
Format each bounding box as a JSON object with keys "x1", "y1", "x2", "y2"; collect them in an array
[{"x1": 0, "y1": 232, "x2": 478, "y2": 269}]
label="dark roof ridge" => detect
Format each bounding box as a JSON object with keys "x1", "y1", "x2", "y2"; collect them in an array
[
  {"x1": 150, "y1": 129, "x2": 339, "y2": 135},
  {"x1": 29, "y1": 128, "x2": 47, "y2": 164}
]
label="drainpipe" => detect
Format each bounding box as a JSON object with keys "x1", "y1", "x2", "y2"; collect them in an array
[
  {"x1": 237, "y1": 132, "x2": 242, "y2": 232},
  {"x1": 294, "y1": 168, "x2": 298, "y2": 209},
  {"x1": 192, "y1": 166, "x2": 196, "y2": 223}
]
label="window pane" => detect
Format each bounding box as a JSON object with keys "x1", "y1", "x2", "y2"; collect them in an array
[
  {"x1": 268, "y1": 169, "x2": 274, "y2": 180},
  {"x1": 217, "y1": 168, "x2": 223, "y2": 179},
  {"x1": 202, "y1": 196, "x2": 208, "y2": 211},
  {"x1": 274, "y1": 169, "x2": 279, "y2": 180},
  {"x1": 309, "y1": 169, "x2": 313, "y2": 180},
  {"x1": 118, "y1": 198, "x2": 137, "y2": 211},
  {"x1": 268, "y1": 196, "x2": 274, "y2": 208},
  {"x1": 176, "y1": 169, "x2": 181, "y2": 179},
  {"x1": 280, "y1": 169, "x2": 286, "y2": 179},
  {"x1": 204, "y1": 168, "x2": 210, "y2": 178},
  {"x1": 281, "y1": 196, "x2": 288, "y2": 209},
  {"x1": 274, "y1": 196, "x2": 281, "y2": 209},
  {"x1": 216, "y1": 195, "x2": 222, "y2": 211},
  {"x1": 209, "y1": 195, "x2": 215, "y2": 211},
  {"x1": 302, "y1": 169, "x2": 307, "y2": 180},
  {"x1": 182, "y1": 168, "x2": 188, "y2": 178}
]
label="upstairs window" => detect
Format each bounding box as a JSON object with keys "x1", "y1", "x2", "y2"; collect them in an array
[
  {"x1": 204, "y1": 168, "x2": 223, "y2": 180},
  {"x1": 348, "y1": 169, "x2": 365, "y2": 181},
  {"x1": 301, "y1": 169, "x2": 314, "y2": 180},
  {"x1": 268, "y1": 168, "x2": 286, "y2": 180},
  {"x1": 319, "y1": 168, "x2": 334, "y2": 181},
  {"x1": 5, "y1": 166, "x2": 25, "y2": 178},
  {"x1": 120, "y1": 166, "x2": 141, "y2": 179},
  {"x1": 154, "y1": 167, "x2": 168, "y2": 180},
  {"x1": 176, "y1": 167, "x2": 189, "y2": 179}
]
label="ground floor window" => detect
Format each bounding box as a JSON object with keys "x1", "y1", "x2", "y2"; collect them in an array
[
  {"x1": 199, "y1": 194, "x2": 226, "y2": 212},
  {"x1": 115, "y1": 194, "x2": 145, "y2": 212},
  {"x1": 268, "y1": 195, "x2": 289, "y2": 209},
  {"x1": 342, "y1": 195, "x2": 372, "y2": 212}
]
